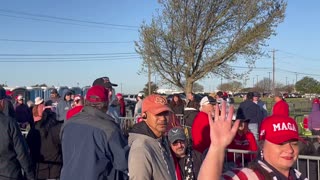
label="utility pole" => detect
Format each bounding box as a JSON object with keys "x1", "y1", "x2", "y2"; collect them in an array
[
  {"x1": 256, "y1": 75, "x2": 259, "y2": 86},
  {"x1": 295, "y1": 73, "x2": 298, "y2": 84},
  {"x1": 252, "y1": 77, "x2": 255, "y2": 87},
  {"x1": 286, "y1": 77, "x2": 288, "y2": 86}
]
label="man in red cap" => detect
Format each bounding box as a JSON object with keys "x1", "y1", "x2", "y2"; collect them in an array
[
  {"x1": 92, "y1": 77, "x2": 121, "y2": 123},
  {"x1": 128, "y1": 94, "x2": 176, "y2": 180},
  {"x1": 60, "y1": 85, "x2": 128, "y2": 180}
]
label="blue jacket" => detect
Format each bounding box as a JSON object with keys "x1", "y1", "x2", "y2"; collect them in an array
[
  {"x1": 236, "y1": 100, "x2": 264, "y2": 125},
  {"x1": 60, "y1": 106, "x2": 129, "y2": 180}
]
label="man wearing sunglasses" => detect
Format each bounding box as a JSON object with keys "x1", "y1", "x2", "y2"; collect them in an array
[{"x1": 168, "y1": 127, "x2": 203, "y2": 180}]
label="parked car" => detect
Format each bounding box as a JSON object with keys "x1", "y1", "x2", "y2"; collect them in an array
[
  {"x1": 233, "y1": 92, "x2": 247, "y2": 98},
  {"x1": 288, "y1": 93, "x2": 302, "y2": 98},
  {"x1": 123, "y1": 94, "x2": 137, "y2": 102}
]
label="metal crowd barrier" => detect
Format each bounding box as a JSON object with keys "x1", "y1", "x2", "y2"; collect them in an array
[
  {"x1": 225, "y1": 149, "x2": 320, "y2": 179},
  {"x1": 119, "y1": 117, "x2": 136, "y2": 136},
  {"x1": 175, "y1": 114, "x2": 184, "y2": 126}
]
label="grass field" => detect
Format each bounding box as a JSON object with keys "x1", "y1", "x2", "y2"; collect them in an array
[{"x1": 233, "y1": 97, "x2": 312, "y2": 117}]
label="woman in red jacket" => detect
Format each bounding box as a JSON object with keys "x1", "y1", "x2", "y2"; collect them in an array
[{"x1": 226, "y1": 118, "x2": 258, "y2": 168}]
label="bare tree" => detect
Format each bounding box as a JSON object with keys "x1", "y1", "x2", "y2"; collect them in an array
[
  {"x1": 142, "y1": 81, "x2": 159, "y2": 96},
  {"x1": 192, "y1": 82, "x2": 204, "y2": 92},
  {"x1": 136, "y1": 0, "x2": 286, "y2": 93},
  {"x1": 217, "y1": 81, "x2": 243, "y2": 93},
  {"x1": 254, "y1": 77, "x2": 271, "y2": 92}
]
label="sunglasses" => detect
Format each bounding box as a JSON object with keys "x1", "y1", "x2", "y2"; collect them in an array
[{"x1": 172, "y1": 140, "x2": 185, "y2": 146}]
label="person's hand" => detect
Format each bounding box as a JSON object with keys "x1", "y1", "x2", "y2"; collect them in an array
[{"x1": 208, "y1": 101, "x2": 239, "y2": 149}]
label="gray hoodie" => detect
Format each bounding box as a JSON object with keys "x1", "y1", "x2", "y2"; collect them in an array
[
  {"x1": 128, "y1": 122, "x2": 176, "y2": 180},
  {"x1": 56, "y1": 89, "x2": 73, "y2": 121}
]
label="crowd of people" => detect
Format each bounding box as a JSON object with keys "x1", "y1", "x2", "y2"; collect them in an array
[{"x1": 0, "y1": 76, "x2": 317, "y2": 180}]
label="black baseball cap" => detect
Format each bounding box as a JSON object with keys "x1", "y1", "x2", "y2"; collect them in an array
[
  {"x1": 51, "y1": 89, "x2": 58, "y2": 94},
  {"x1": 92, "y1": 77, "x2": 118, "y2": 88}
]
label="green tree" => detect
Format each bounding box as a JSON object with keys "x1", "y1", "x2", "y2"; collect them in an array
[
  {"x1": 295, "y1": 76, "x2": 320, "y2": 94},
  {"x1": 136, "y1": 0, "x2": 286, "y2": 93},
  {"x1": 143, "y1": 81, "x2": 158, "y2": 96}
]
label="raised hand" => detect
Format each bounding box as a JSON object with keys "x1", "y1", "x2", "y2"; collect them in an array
[{"x1": 208, "y1": 101, "x2": 239, "y2": 149}]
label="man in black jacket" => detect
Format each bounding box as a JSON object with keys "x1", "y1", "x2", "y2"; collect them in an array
[
  {"x1": 168, "y1": 127, "x2": 203, "y2": 180},
  {"x1": 60, "y1": 85, "x2": 128, "y2": 180},
  {"x1": 0, "y1": 108, "x2": 35, "y2": 179},
  {"x1": 236, "y1": 92, "x2": 264, "y2": 141}
]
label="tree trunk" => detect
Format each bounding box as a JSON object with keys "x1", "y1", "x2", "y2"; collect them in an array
[{"x1": 185, "y1": 80, "x2": 194, "y2": 94}]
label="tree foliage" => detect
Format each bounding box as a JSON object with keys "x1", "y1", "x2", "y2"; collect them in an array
[
  {"x1": 296, "y1": 76, "x2": 320, "y2": 94},
  {"x1": 136, "y1": 0, "x2": 286, "y2": 93},
  {"x1": 217, "y1": 81, "x2": 243, "y2": 93},
  {"x1": 143, "y1": 81, "x2": 159, "y2": 96}
]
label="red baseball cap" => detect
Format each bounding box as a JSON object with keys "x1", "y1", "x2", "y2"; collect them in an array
[
  {"x1": 313, "y1": 98, "x2": 320, "y2": 104},
  {"x1": 142, "y1": 94, "x2": 172, "y2": 115},
  {"x1": 85, "y1": 85, "x2": 109, "y2": 103},
  {"x1": 259, "y1": 115, "x2": 303, "y2": 144}
]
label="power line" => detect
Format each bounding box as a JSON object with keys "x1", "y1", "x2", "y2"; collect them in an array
[
  {"x1": 0, "y1": 55, "x2": 140, "y2": 60},
  {"x1": 277, "y1": 49, "x2": 320, "y2": 61},
  {"x1": 0, "y1": 13, "x2": 112, "y2": 30},
  {"x1": 0, "y1": 9, "x2": 138, "y2": 30},
  {"x1": 277, "y1": 68, "x2": 320, "y2": 77},
  {"x1": 231, "y1": 65, "x2": 320, "y2": 77},
  {"x1": 0, "y1": 13, "x2": 136, "y2": 31},
  {"x1": 0, "y1": 56, "x2": 141, "y2": 63},
  {"x1": 0, "y1": 52, "x2": 137, "y2": 56},
  {"x1": 0, "y1": 38, "x2": 134, "y2": 44}
]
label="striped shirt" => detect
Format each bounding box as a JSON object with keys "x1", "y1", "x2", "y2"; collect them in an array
[{"x1": 222, "y1": 160, "x2": 308, "y2": 180}]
